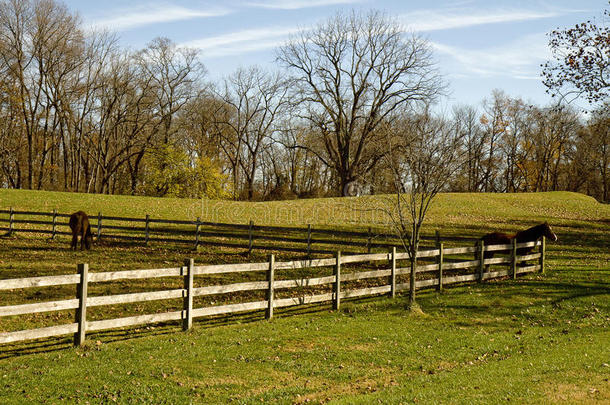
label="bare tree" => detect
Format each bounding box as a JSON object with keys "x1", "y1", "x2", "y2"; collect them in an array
[
  {"x1": 277, "y1": 10, "x2": 445, "y2": 196},
  {"x1": 215, "y1": 66, "x2": 289, "y2": 200}
]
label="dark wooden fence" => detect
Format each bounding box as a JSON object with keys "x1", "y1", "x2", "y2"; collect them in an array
[
  {"x1": 0, "y1": 239, "x2": 545, "y2": 347},
  {"x1": 0, "y1": 208, "x2": 475, "y2": 255}
]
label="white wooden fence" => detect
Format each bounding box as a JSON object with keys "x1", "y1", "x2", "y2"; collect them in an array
[{"x1": 0, "y1": 239, "x2": 545, "y2": 347}]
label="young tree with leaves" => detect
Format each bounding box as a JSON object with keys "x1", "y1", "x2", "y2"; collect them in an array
[{"x1": 542, "y1": 4, "x2": 609, "y2": 103}]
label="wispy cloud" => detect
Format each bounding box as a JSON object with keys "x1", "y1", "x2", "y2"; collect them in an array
[
  {"x1": 246, "y1": 0, "x2": 363, "y2": 10},
  {"x1": 88, "y1": 4, "x2": 231, "y2": 31},
  {"x1": 432, "y1": 33, "x2": 551, "y2": 80},
  {"x1": 181, "y1": 26, "x2": 301, "y2": 58},
  {"x1": 401, "y1": 8, "x2": 565, "y2": 32}
]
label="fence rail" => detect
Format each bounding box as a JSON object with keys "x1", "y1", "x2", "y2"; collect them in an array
[
  {"x1": 0, "y1": 238, "x2": 545, "y2": 346},
  {"x1": 0, "y1": 208, "x2": 476, "y2": 255}
]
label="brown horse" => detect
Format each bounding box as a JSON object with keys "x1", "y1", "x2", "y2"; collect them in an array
[
  {"x1": 476, "y1": 222, "x2": 557, "y2": 261},
  {"x1": 69, "y1": 211, "x2": 93, "y2": 250}
]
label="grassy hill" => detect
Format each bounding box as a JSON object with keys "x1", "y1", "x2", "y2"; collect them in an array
[
  {"x1": 1, "y1": 188, "x2": 607, "y2": 231},
  {"x1": 0, "y1": 189, "x2": 608, "y2": 403}
]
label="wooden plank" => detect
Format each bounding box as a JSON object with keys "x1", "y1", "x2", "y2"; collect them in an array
[
  {"x1": 483, "y1": 257, "x2": 511, "y2": 265},
  {"x1": 339, "y1": 285, "x2": 391, "y2": 299},
  {"x1": 12, "y1": 219, "x2": 55, "y2": 225},
  {"x1": 478, "y1": 241, "x2": 485, "y2": 282},
  {"x1": 441, "y1": 260, "x2": 480, "y2": 270},
  {"x1": 517, "y1": 253, "x2": 541, "y2": 261},
  {"x1": 10, "y1": 210, "x2": 54, "y2": 216},
  {"x1": 334, "y1": 251, "x2": 341, "y2": 310},
  {"x1": 442, "y1": 246, "x2": 478, "y2": 255},
  {"x1": 192, "y1": 301, "x2": 268, "y2": 318},
  {"x1": 395, "y1": 263, "x2": 439, "y2": 276},
  {"x1": 340, "y1": 269, "x2": 392, "y2": 282},
  {"x1": 0, "y1": 299, "x2": 79, "y2": 317},
  {"x1": 0, "y1": 274, "x2": 81, "y2": 290},
  {"x1": 417, "y1": 248, "x2": 441, "y2": 258},
  {"x1": 87, "y1": 311, "x2": 183, "y2": 332},
  {"x1": 485, "y1": 244, "x2": 512, "y2": 252},
  {"x1": 395, "y1": 282, "x2": 410, "y2": 292},
  {"x1": 74, "y1": 263, "x2": 88, "y2": 346},
  {"x1": 88, "y1": 289, "x2": 184, "y2": 307},
  {"x1": 88, "y1": 267, "x2": 182, "y2": 282},
  {"x1": 416, "y1": 278, "x2": 439, "y2": 288},
  {"x1": 512, "y1": 239, "x2": 518, "y2": 280},
  {"x1": 266, "y1": 255, "x2": 275, "y2": 319},
  {"x1": 274, "y1": 257, "x2": 337, "y2": 270},
  {"x1": 274, "y1": 276, "x2": 335, "y2": 289},
  {"x1": 390, "y1": 247, "x2": 396, "y2": 298},
  {"x1": 437, "y1": 242, "x2": 444, "y2": 291},
  {"x1": 0, "y1": 323, "x2": 79, "y2": 344},
  {"x1": 518, "y1": 264, "x2": 540, "y2": 274},
  {"x1": 482, "y1": 269, "x2": 510, "y2": 279},
  {"x1": 274, "y1": 293, "x2": 334, "y2": 308},
  {"x1": 340, "y1": 252, "x2": 389, "y2": 264},
  {"x1": 517, "y1": 241, "x2": 540, "y2": 249},
  {"x1": 394, "y1": 248, "x2": 438, "y2": 260},
  {"x1": 193, "y1": 262, "x2": 269, "y2": 275},
  {"x1": 193, "y1": 281, "x2": 268, "y2": 296},
  {"x1": 183, "y1": 259, "x2": 194, "y2": 331},
  {"x1": 443, "y1": 274, "x2": 478, "y2": 284}
]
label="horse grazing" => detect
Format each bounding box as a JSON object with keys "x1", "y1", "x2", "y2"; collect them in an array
[
  {"x1": 476, "y1": 222, "x2": 557, "y2": 261},
  {"x1": 69, "y1": 211, "x2": 93, "y2": 250}
]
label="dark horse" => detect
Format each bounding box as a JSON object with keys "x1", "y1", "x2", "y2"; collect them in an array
[
  {"x1": 69, "y1": 211, "x2": 93, "y2": 250},
  {"x1": 476, "y1": 222, "x2": 557, "y2": 261}
]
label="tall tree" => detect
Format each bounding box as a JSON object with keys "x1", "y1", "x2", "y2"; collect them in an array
[{"x1": 277, "y1": 10, "x2": 445, "y2": 196}]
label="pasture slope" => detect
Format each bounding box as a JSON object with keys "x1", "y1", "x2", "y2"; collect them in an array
[{"x1": 0, "y1": 189, "x2": 608, "y2": 404}]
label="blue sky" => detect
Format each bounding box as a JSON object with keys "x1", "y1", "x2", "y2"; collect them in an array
[{"x1": 63, "y1": 0, "x2": 608, "y2": 108}]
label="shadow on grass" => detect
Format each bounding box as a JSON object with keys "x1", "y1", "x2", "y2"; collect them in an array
[{"x1": 419, "y1": 277, "x2": 610, "y2": 328}]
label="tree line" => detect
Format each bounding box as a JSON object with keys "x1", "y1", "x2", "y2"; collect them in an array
[{"x1": 0, "y1": 1, "x2": 607, "y2": 202}]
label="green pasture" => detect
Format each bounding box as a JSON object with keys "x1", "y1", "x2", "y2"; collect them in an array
[{"x1": 0, "y1": 189, "x2": 608, "y2": 404}]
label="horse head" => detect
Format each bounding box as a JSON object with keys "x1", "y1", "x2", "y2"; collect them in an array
[{"x1": 542, "y1": 222, "x2": 558, "y2": 241}]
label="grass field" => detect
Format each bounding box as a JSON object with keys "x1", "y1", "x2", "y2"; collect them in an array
[{"x1": 0, "y1": 189, "x2": 608, "y2": 403}]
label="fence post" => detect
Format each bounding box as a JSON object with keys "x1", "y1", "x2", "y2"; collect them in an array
[
  {"x1": 367, "y1": 227, "x2": 372, "y2": 254},
  {"x1": 435, "y1": 230, "x2": 441, "y2": 247},
  {"x1": 266, "y1": 254, "x2": 275, "y2": 319},
  {"x1": 51, "y1": 209, "x2": 57, "y2": 240},
  {"x1": 390, "y1": 247, "x2": 396, "y2": 298},
  {"x1": 539, "y1": 236, "x2": 546, "y2": 274},
  {"x1": 478, "y1": 240, "x2": 485, "y2": 282},
  {"x1": 183, "y1": 258, "x2": 194, "y2": 331},
  {"x1": 306, "y1": 224, "x2": 312, "y2": 257},
  {"x1": 8, "y1": 207, "x2": 14, "y2": 235},
  {"x1": 437, "y1": 242, "x2": 444, "y2": 292},
  {"x1": 96, "y1": 212, "x2": 102, "y2": 241},
  {"x1": 145, "y1": 215, "x2": 150, "y2": 246},
  {"x1": 74, "y1": 263, "x2": 88, "y2": 347},
  {"x1": 512, "y1": 238, "x2": 518, "y2": 280},
  {"x1": 248, "y1": 220, "x2": 254, "y2": 254},
  {"x1": 334, "y1": 251, "x2": 341, "y2": 310},
  {"x1": 194, "y1": 217, "x2": 200, "y2": 249}
]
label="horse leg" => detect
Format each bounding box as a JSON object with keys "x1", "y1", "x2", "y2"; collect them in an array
[
  {"x1": 80, "y1": 230, "x2": 85, "y2": 250},
  {"x1": 483, "y1": 251, "x2": 493, "y2": 272},
  {"x1": 71, "y1": 232, "x2": 77, "y2": 250}
]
